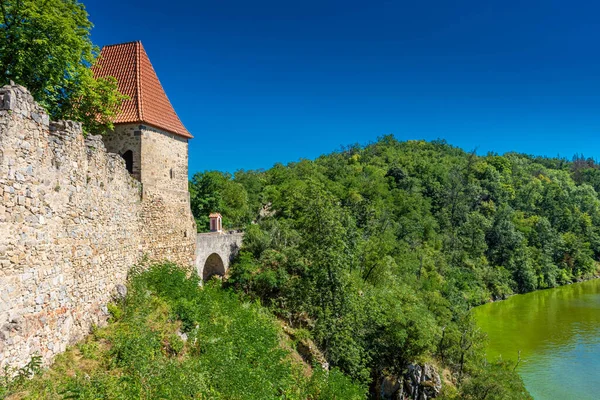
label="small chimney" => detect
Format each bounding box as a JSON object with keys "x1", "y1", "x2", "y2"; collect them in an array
[{"x1": 209, "y1": 213, "x2": 223, "y2": 233}]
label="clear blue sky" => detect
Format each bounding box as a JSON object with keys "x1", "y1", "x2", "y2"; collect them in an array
[{"x1": 85, "y1": 0, "x2": 600, "y2": 175}]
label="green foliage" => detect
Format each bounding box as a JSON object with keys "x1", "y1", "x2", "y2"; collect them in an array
[
  {"x1": 106, "y1": 302, "x2": 123, "y2": 321},
  {"x1": 193, "y1": 136, "x2": 600, "y2": 397},
  {"x1": 0, "y1": 0, "x2": 126, "y2": 133},
  {"x1": 190, "y1": 171, "x2": 251, "y2": 231},
  {"x1": 2, "y1": 263, "x2": 366, "y2": 399},
  {"x1": 77, "y1": 342, "x2": 99, "y2": 360},
  {"x1": 305, "y1": 367, "x2": 368, "y2": 400},
  {"x1": 458, "y1": 359, "x2": 532, "y2": 400},
  {"x1": 0, "y1": 355, "x2": 42, "y2": 396}
]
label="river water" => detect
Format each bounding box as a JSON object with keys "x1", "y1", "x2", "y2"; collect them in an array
[{"x1": 473, "y1": 279, "x2": 600, "y2": 399}]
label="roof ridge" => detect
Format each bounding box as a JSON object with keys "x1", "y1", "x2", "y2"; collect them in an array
[
  {"x1": 135, "y1": 42, "x2": 143, "y2": 121},
  {"x1": 102, "y1": 40, "x2": 141, "y2": 48}
]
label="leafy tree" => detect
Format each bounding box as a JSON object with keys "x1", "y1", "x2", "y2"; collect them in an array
[
  {"x1": 365, "y1": 284, "x2": 439, "y2": 374},
  {"x1": 189, "y1": 171, "x2": 250, "y2": 231},
  {"x1": 0, "y1": 0, "x2": 126, "y2": 133},
  {"x1": 460, "y1": 361, "x2": 533, "y2": 400}
]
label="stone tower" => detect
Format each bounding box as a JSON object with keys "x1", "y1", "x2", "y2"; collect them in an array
[{"x1": 93, "y1": 41, "x2": 196, "y2": 265}]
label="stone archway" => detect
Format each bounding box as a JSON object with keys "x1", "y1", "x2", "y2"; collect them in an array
[
  {"x1": 195, "y1": 232, "x2": 243, "y2": 281},
  {"x1": 203, "y1": 253, "x2": 226, "y2": 280}
]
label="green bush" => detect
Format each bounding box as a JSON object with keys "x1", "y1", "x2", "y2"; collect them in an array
[
  {"x1": 0, "y1": 355, "x2": 42, "y2": 396},
  {"x1": 106, "y1": 302, "x2": 123, "y2": 321}
]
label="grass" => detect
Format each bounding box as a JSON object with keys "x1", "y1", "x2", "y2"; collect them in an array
[{"x1": 1, "y1": 263, "x2": 366, "y2": 400}]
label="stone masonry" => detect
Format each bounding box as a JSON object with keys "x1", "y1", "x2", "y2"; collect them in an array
[
  {"x1": 103, "y1": 124, "x2": 196, "y2": 267},
  {"x1": 0, "y1": 83, "x2": 195, "y2": 370},
  {"x1": 195, "y1": 231, "x2": 244, "y2": 280}
]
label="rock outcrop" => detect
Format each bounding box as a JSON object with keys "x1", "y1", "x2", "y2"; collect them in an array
[{"x1": 379, "y1": 363, "x2": 442, "y2": 400}]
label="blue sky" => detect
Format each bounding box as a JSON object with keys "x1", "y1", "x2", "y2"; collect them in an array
[{"x1": 85, "y1": 0, "x2": 600, "y2": 175}]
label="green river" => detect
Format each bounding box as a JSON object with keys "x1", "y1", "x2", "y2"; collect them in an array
[{"x1": 473, "y1": 278, "x2": 600, "y2": 400}]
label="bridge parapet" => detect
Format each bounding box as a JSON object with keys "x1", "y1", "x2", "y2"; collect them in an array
[{"x1": 195, "y1": 231, "x2": 244, "y2": 280}]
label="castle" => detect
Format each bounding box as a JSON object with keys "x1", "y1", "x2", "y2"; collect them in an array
[{"x1": 0, "y1": 41, "x2": 241, "y2": 369}]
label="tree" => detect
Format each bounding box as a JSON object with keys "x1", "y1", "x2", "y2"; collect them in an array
[
  {"x1": 189, "y1": 171, "x2": 251, "y2": 231},
  {"x1": 207, "y1": 137, "x2": 600, "y2": 397},
  {"x1": 0, "y1": 0, "x2": 126, "y2": 133}
]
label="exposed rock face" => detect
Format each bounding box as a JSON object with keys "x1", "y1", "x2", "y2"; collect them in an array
[
  {"x1": 380, "y1": 375, "x2": 403, "y2": 399},
  {"x1": 379, "y1": 363, "x2": 442, "y2": 400}
]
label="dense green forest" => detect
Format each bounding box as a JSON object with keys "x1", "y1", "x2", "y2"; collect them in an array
[{"x1": 191, "y1": 136, "x2": 600, "y2": 398}]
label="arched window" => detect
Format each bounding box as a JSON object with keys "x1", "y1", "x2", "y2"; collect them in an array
[{"x1": 121, "y1": 150, "x2": 133, "y2": 174}]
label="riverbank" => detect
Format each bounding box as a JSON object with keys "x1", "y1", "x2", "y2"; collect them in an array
[{"x1": 482, "y1": 271, "x2": 600, "y2": 305}]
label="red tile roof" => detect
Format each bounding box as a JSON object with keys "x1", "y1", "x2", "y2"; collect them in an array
[{"x1": 93, "y1": 41, "x2": 192, "y2": 139}]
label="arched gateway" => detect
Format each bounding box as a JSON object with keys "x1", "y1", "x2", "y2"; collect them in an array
[
  {"x1": 195, "y1": 232, "x2": 244, "y2": 281},
  {"x1": 203, "y1": 253, "x2": 225, "y2": 280}
]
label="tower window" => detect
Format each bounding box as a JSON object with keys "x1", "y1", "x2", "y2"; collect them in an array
[
  {"x1": 170, "y1": 168, "x2": 174, "y2": 179},
  {"x1": 122, "y1": 150, "x2": 134, "y2": 174}
]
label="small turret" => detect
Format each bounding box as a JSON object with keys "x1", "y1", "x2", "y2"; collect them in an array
[{"x1": 209, "y1": 213, "x2": 223, "y2": 233}]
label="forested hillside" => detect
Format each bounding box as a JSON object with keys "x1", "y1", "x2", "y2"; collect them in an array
[{"x1": 190, "y1": 136, "x2": 600, "y2": 398}]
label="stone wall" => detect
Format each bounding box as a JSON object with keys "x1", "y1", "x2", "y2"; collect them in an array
[
  {"x1": 141, "y1": 193, "x2": 196, "y2": 267},
  {"x1": 102, "y1": 124, "x2": 142, "y2": 180},
  {"x1": 0, "y1": 83, "x2": 200, "y2": 370},
  {"x1": 140, "y1": 126, "x2": 189, "y2": 197},
  {"x1": 0, "y1": 84, "x2": 143, "y2": 369},
  {"x1": 103, "y1": 124, "x2": 196, "y2": 267},
  {"x1": 139, "y1": 127, "x2": 196, "y2": 267}
]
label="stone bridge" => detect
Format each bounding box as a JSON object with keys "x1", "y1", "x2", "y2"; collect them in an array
[{"x1": 195, "y1": 231, "x2": 244, "y2": 280}]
